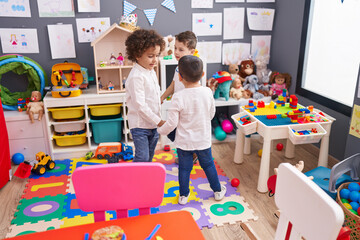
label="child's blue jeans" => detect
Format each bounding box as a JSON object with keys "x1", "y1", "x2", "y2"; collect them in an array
[
  {"x1": 130, "y1": 128, "x2": 159, "y2": 162},
  {"x1": 177, "y1": 147, "x2": 221, "y2": 197}
]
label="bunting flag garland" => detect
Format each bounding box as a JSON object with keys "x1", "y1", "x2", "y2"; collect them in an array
[
  {"x1": 143, "y1": 8, "x2": 157, "y2": 26},
  {"x1": 123, "y1": 0, "x2": 137, "y2": 16},
  {"x1": 161, "y1": 0, "x2": 176, "y2": 13},
  {"x1": 123, "y1": 0, "x2": 176, "y2": 26}
]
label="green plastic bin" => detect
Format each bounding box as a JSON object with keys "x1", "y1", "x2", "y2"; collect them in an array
[{"x1": 90, "y1": 117, "x2": 123, "y2": 143}]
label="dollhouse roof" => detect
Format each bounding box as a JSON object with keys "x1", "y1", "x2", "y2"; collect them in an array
[{"x1": 91, "y1": 23, "x2": 133, "y2": 47}]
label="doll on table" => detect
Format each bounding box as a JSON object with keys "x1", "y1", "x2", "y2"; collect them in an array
[
  {"x1": 26, "y1": 91, "x2": 44, "y2": 123},
  {"x1": 269, "y1": 71, "x2": 291, "y2": 100}
]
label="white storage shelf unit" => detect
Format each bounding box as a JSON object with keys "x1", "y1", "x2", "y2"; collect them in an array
[{"x1": 44, "y1": 86, "x2": 129, "y2": 159}]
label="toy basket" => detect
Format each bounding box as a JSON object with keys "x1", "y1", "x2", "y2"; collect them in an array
[
  {"x1": 337, "y1": 182, "x2": 360, "y2": 239},
  {"x1": 231, "y1": 111, "x2": 257, "y2": 135},
  {"x1": 288, "y1": 123, "x2": 326, "y2": 145}
]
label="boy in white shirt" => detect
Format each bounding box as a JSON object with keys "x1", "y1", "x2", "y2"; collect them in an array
[
  {"x1": 157, "y1": 55, "x2": 226, "y2": 205},
  {"x1": 160, "y1": 31, "x2": 199, "y2": 163},
  {"x1": 125, "y1": 29, "x2": 165, "y2": 162}
]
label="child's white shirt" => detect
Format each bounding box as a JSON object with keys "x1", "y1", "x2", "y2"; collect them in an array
[
  {"x1": 158, "y1": 86, "x2": 215, "y2": 150},
  {"x1": 125, "y1": 63, "x2": 161, "y2": 129}
]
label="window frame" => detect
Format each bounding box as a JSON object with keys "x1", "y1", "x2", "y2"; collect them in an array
[{"x1": 296, "y1": 0, "x2": 352, "y2": 117}]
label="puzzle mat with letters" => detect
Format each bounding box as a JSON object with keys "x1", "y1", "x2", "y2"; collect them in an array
[{"x1": 6, "y1": 149, "x2": 258, "y2": 238}]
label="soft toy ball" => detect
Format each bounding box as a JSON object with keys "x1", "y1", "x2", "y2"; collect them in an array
[
  {"x1": 276, "y1": 143, "x2": 284, "y2": 151},
  {"x1": 12, "y1": 153, "x2": 25, "y2": 165},
  {"x1": 231, "y1": 178, "x2": 240, "y2": 187}
]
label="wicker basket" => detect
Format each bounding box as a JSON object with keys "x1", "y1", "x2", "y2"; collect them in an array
[{"x1": 337, "y1": 182, "x2": 360, "y2": 239}]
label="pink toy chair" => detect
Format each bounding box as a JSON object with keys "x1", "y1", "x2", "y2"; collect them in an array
[
  {"x1": 274, "y1": 163, "x2": 344, "y2": 240},
  {"x1": 72, "y1": 162, "x2": 166, "y2": 222}
]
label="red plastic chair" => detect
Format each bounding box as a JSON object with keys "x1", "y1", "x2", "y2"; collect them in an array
[{"x1": 72, "y1": 162, "x2": 166, "y2": 222}]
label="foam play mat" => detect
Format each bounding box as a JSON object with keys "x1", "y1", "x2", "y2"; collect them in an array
[{"x1": 6, "y1": 149, "x2": 258, "y2": 238}]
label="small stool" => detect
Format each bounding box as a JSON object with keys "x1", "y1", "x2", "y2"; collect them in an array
[{"x1": 305, "y1": 166, "x2": 353, "y2": 199}]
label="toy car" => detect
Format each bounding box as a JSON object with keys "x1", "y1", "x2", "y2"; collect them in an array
[
  {"x1": 164, "y1": 145, "x2": 170, "y2": 151},
  {"x1": 85, "y1": 151, "x2": 94, "y2": 160}
]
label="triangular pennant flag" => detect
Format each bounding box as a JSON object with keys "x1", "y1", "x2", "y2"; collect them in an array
[
  {"x1": 123, "y1": 0, "x2": 137, "y2": 16},
  {"x1": 161, "y1": 0, "x2": 176, "y2": 13},
  {"x1": 143, "y1": 8, "x2": 157, "y2": 26}
]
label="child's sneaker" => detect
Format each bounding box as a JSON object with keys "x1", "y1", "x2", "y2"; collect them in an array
[
  {"x1": 193, "y1": 153, "x2": 198, "y2": 164},
  {"x1": 178, "y1": 193, "x2": 190, "y2": 205},
  {"x1": 214, "y1": 185, "x2": 227, "y2": 201}
]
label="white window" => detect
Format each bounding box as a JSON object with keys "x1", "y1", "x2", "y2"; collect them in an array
[{"x1": 298, "y1": 0, "x2": 360, "y2": 111}]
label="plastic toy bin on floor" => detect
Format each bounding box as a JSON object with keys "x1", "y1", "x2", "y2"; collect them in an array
[
  {"x1": 48, "y1": 106, "x2": 84, "y2": 120},
  {"x1": 53, "y1": 133, "x2": 87, "y2": 146},
  {"x1": 288, "y1": 123, "x2": 326, "y2": 145},
  {"x1": 88, "y1": 104, "x2": 122, "y2": 117},
  {"x1": 90, "y1": 117, "x2": 123, "y2": 143},
  {"x1": 231, "y1": 111, "x2": 257, "y2": 135}
]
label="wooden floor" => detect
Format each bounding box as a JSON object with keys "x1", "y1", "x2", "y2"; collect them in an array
[{"x1": 0, "y1": 138, "x2": 339, "y2": 240}]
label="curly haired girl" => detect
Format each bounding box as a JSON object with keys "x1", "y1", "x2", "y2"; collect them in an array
[{"x1": 125, "y1": 29, "x2": 165, "y2": 162}]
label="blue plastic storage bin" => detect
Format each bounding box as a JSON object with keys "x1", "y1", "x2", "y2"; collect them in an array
[{"x1": 90, "y1": 117, "x2": 123, "y2": 143}]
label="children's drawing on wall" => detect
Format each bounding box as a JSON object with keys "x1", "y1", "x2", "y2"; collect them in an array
[
  {"x1": 47, "y1": 24, "x2": 76, "y2": 59},
  {"x1": 349, "y1": 104, "x2": 360, "y2": 138},
  {"x1": 192, "y1": 13, "x2": 222, "y2": 36},
  {"x1": 222, "y1": 43, "x2": 250, "y2": 65},
  {"x1": 37, "y1": 0, "x2": 75, "y2": 17},
  {"x1": 247, "y1": 8, "x2": 275, "y2": 31},
  {"x1": 77, "y1": 0, "x2": 100, "y2": 12},
  {"x1": 0, "y1": 28, "x2": 39, "y2": 53},
  {"x1": 251, "y1": 35, "x2": 271, "y2": 60},
  {"x1": 76, "y1": 17, "x2": 110, "y2": 43},
  {"x1": 191, "y1": 0, "x2": 213, "y2": 8},
  {"x1": 196, "y1": 41, "x2": 222, "y2": 63},
  {"x1": 223, "y1": 8, "x2": 244, "y2": 40},
  {"x1": 0, "y1": 0, "x2": 31, "y2": 17}
]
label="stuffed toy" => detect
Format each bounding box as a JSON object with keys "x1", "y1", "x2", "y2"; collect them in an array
[
  {"x1": 206, "y1": 77, "x2": 219, "y2": 94},
  {"x1": 255, "y1": 55, "x2": 270, "y2": 84},
  {"x1": 258, "y1": 70, "x2": 272, "y2": 96},
  {"x1": 161, "y1": 35, "x2": 175, "y2": 59},
  {"x1": 212, "y1": 71, "x2": 233, "y2": 101},
  {"x1": 228, "y1": 64, "x2": 241, "y2": 81},
  {"x1": 119, "y1": 14, "x2": 140, "y2": 31},
  {"x1": 26, "y1": 91, "x2": 44, "y2": 123},
  {"x1": 243, "y1": 74, "x2": 264, "y2": 100},
  {"x1": 238, "y1": 59, "x2": 255, "y2": 84},
  {"x1": 269, "y1": 71, "x2": 292, "y2": 99},
  {"x1": 229, "y1": 78, "x2": 245, "y2": 100}
]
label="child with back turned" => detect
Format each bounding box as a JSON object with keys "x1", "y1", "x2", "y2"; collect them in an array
[
  {"x1": 157, "y1": 55, "x2": 226, "y2": 205},
  {"x1": 125, "y1": 29, "x2": 165, "y2": 162},
  {"x1": 160, "y1": 30, "x2": 199, "y2": 163}
]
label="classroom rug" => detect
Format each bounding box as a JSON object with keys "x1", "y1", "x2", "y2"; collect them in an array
[{"x1": 6, "y1": 149, "x2": 258, "y2": 238}]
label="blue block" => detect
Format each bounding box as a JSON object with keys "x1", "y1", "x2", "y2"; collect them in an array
[{"x1": 305, "y1": 166, "x2": 353, "y2": 199}]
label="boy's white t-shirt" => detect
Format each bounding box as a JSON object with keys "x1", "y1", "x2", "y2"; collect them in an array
[
  {"x1": 125, "y1": 63, "x2": 161, "y2": 129},
  {"x1": 158, "y1": 86, "x2": 215, "y2": 150}
]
